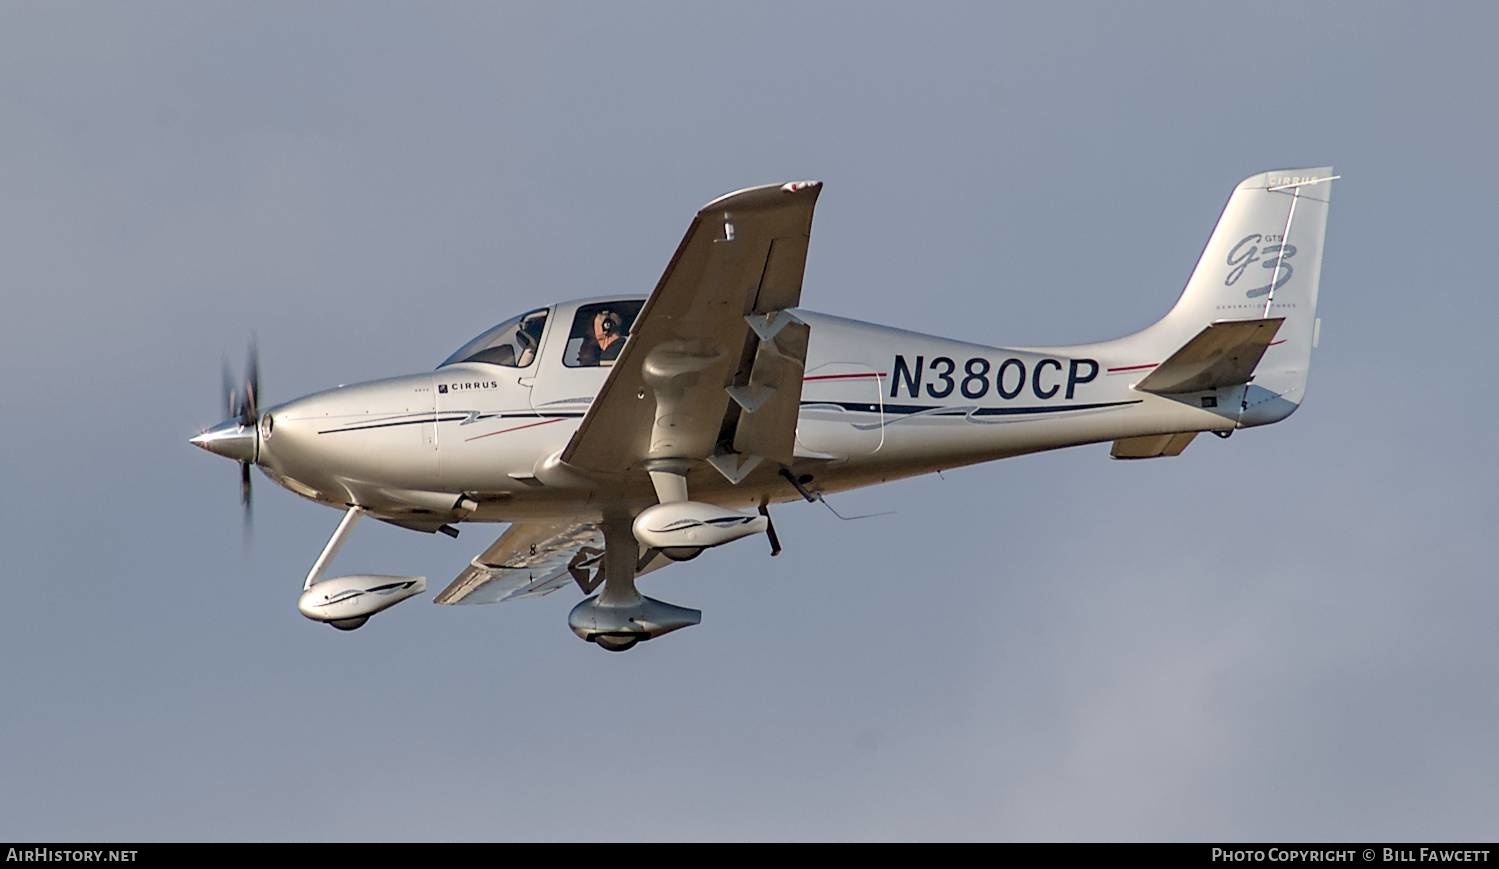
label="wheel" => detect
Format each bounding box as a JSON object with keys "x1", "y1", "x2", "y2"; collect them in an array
[
  {"x1": 594, "y1": 634, "x2": 640, "y2": 652},
  {"x1": 661, "y1": 547, "x2": 702, "y2": 562},
  {"x1": 329, "y1": 616, "x2": 369, "y2": 631}
]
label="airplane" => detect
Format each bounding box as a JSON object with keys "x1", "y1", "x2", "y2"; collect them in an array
[{"x1": 190, "y1": 167, "x2": 1336, "y2": 652}]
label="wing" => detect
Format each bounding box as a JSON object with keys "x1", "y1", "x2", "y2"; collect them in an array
[
  {"x1": 560, "y1": 180, "x2": 822, "y2": 481},
  {"x1": 434, "y1": 520, "x2": 672, "y2": 605}
]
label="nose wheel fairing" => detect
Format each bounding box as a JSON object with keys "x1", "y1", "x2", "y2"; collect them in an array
[{"x1": 294, "y1": 507, "x2": 427, "y2": 630}]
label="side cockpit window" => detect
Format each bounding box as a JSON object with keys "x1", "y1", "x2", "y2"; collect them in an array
[
  {"x1": 564, "y1": 300, "x2": 645, "y2": 367},
  {"x1": 439, "y1": 309, "x2": 549, "y2": 368}
]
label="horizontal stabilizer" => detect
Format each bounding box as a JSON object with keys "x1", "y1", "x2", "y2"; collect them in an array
[
  {"x1": 1134, "y1": 318, "x2": 1284, "y2": 394},
  {"x1": 1111, "y1": 431, "x2": 1198, "y2": 460}
]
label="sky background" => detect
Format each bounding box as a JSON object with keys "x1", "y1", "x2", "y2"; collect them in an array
[{"x1": 2, "y1": 1, "x2": 1496, "y2": 842}]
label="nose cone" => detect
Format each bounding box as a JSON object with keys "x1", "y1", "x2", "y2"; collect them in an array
[{"x1": 190, "y1": 417, "x2": 258, "y2": 463}]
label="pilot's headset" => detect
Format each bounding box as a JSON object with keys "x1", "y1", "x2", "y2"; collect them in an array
[{"x1": 597, "y1": 309, "x2": 622, "y2": 337}]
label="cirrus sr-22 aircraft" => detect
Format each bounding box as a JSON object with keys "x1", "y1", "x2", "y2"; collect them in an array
[{"x1": 191, "y1": 167, "x2": 1336, "y2": 651}]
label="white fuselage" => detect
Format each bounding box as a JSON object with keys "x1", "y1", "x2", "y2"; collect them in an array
[{"x1": 254, "y1": 299, "x2": 1250, "y2": 528}]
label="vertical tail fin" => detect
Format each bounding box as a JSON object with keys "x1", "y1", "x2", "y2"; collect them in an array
[{"x1": 1136, "y1": 167, "x2": 1336, "y2": 424}]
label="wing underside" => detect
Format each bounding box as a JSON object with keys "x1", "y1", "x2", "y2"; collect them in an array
[{"x1": 435, "y1": 520, "x2": 672, "y2": 605}]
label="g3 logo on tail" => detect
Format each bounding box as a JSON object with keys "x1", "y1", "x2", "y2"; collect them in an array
[{"x1": 1226, "y1": 233, "x2": 1296, "y2": 298}]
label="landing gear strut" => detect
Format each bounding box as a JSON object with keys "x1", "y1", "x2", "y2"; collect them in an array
[
  {"x1": 296, "y1": 506, "x2": 427, "y2": 630},
  {"x1": 568, "y1": 514, "x2": 702, "y2": 651}
]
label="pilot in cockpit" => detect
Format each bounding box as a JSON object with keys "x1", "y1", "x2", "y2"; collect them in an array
[{"x1": 577, "y1": 309, "x2": 624, "y2": 366}]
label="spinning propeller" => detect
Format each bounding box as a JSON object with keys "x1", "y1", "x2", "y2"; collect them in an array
[{"x1": 192, "y1": 338, "x2": 262, "y2": 539}]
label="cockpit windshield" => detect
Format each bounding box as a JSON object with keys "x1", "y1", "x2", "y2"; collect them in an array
[{"x1": 438, "y1": 308, "x2": 549, "y2": 368}]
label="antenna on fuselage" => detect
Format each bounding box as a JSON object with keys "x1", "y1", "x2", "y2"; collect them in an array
[{"x1": 777, "y1": 468, "x2": 894, "y2": 522}]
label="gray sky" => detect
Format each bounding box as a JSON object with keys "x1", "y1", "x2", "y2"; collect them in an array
[{"x1": 2, "y1": 1, "x2": 1496, "y2": 841}]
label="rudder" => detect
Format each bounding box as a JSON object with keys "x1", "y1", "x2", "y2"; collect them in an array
[{"x1": 1138, "y1": 167, "x2": 1336, "y2": 425}]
